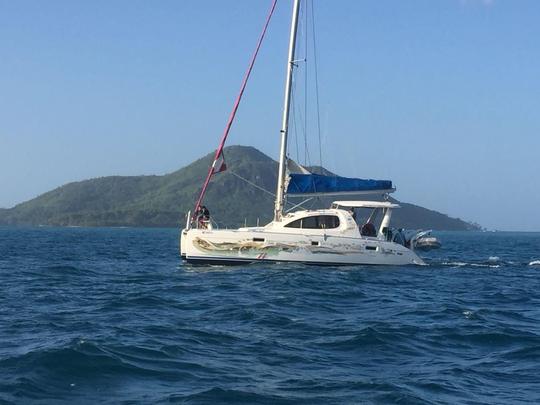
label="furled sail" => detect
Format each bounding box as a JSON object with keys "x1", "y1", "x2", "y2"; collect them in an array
[
  {"x1": 286, "y1": 173, "x2": 394, "y2": 196},
  {"x1": 286, "y1": 158, "x2": 311, "y2": 175}
]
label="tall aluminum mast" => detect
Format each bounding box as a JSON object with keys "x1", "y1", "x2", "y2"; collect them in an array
[{"x1": 274, "y1": 0, "x2": 301, "y2": 222}]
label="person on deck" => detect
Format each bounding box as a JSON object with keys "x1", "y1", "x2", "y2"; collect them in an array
[
  {"x1": 360, "y1": 222, "x2": 377, "y2": 237},
  {"x1": 196, "y1": 205, "x2": 210, "y2": 228}
]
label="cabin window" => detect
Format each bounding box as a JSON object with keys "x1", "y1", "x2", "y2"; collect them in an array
[
  {"x1": 284, "y1": 215, "x2": 340, "y2": 229},
  {"x1": 302, "y1": 216, "x2": 318, "y2": 229},
  {"x1": 285, "y1": 218, "x2": 302, "y2": 228},
  {"x1": 319, "y1": 215, "x2": 340, "y2": 229}
]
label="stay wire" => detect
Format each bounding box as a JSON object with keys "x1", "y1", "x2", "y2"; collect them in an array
[
  {"x1": 291, "y1": 83, "x2": 300, "y2": 162},
  {"x1": 310, "y1": 0, "x2": 323, "y2": 170},
  {"x1": 228, "y1": 170, "x2": 276, "y2": 198},
  {"x1": 228, "y1": 170, "x2": 308, "y2": 210},
  {"x1": 303, "y1": 1, "x2": 309, "y2": 167}
]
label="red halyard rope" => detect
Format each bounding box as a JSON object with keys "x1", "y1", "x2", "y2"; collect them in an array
[{"x1": 191, "y1": 0, "x2": 278, "y2": 223}]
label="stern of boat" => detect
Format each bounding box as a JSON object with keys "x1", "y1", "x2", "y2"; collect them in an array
[{"x1": 180, "y1": 210, "x2": 191, "y2": 260}]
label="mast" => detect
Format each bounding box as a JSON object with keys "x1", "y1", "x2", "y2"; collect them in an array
[{"x1": 274, "y1": 0, "x2": 301, "y2": 222}]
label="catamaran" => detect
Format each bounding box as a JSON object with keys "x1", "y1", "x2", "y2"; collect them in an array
[{"x1": 180, "y1": 0, "x2": 435, "y2": 266}]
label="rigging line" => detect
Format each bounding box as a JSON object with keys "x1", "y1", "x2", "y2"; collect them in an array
[
  {"x1": 292, "y1": 78, "x2": 310, "y2": 167},
  {"x1": 192, "y1": 0, "x2": 278, "y2": 220},
  {"x1": 291, "y1": 75, "x2": 309, "y2": 166},
  {"x1": 303, "y1": 0, "x2": 309, "y2": 168},
  {"x1": 310, "y1": 0, "x2": 323, "y2": 170},
  {"x1": 290, "y1": 82, "x2": 300, "y2": 162},
  {"x1": 307, "y1": 196, "x2": 319, "y2": 210},
  {"x1": 290, "y1": 3, "x2": 309, "y2": 167},
  {"x1": 285, "y1": 197, "x2": 313, "y2": 213},
  {"x1": 228, "y1": 171, "x2": 276, "y2": 198},
  {"x1": 228, "y1": 170, "x2": 309, "y2": 210}
]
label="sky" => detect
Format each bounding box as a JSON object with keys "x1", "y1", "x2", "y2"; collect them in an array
[{"x1": 0, "y1": 0, "x2": 539, "y2": 231}]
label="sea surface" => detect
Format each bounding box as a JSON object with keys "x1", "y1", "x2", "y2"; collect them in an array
[{"x1": 1, "y1": 227, "x2": 539, "y2": 404}]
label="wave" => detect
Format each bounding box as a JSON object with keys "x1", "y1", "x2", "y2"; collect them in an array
[
  {"x1": 440, "y1": 329, "x2": 540, "y2": 349},
  {"x1": 450, "y1": 259, "x2": 539, "y2": 267},
  {"x1": 0, "y1": 338, "x2": 222, "y2": 399},
  {"x1": 441, "y1": 261, "x2": 500, "y2": 268},
  {"x1": 167, "y1": 387, "x2": 293, "y2": 404},
  {"x1": 15, "y1": 264, "x2": 100, "y2": 278},
  {"x1": 166, "y1": 382, "x2": 426, "y2": 404},
  {"x1": 314, "y1": 325, "x2": 423, "y2": 357},
  {"x1": 438, "y1": 255, "x2": 532, "y2": 268}
]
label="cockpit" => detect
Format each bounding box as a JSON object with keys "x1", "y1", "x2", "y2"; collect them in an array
[{"x1": 331, "y1": 200, "x2": 399, "y2": 239}]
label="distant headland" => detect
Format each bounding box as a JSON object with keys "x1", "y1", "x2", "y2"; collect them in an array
[{"x1": 0, "y1": 146, "x2": 481, "y2": 230}]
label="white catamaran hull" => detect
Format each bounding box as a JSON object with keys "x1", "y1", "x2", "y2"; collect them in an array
[
  {"x1": 179, "y1": 2, "x2": 434, "y2": 267},
  {"x1": 181, "y1": 227, "x2": 425, "y2": 266}
]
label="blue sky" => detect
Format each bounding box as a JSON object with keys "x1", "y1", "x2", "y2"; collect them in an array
[{"x1": 0, "y1": 0, "x2": 538, "y2": 230}]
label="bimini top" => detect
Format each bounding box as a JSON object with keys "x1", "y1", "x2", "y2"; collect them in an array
[
  {"x1": 332, "y1": 201, "x2": 400, "y2": 209},
  {"x1": 287, "y1": 173, "x2": 394, "y2": 196}
]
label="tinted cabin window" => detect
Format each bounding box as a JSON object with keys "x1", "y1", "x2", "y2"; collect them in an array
[
  {"x1": 284, "y1": 215, "x2": 340, "y2": 229},
  {"x1": 320, "y1": 215, "x2": 340, "y2": 229},
  {"x1": 302, "y1": 216, "x2": 318, "y2": 229},
  {"x1": 285, "y1": 219, "x2": 302, "y2": 228}
]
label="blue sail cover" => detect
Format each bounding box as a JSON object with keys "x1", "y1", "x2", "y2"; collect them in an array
[{"x1": 287, "y1": 173, "x2": 393, "y2": 195}]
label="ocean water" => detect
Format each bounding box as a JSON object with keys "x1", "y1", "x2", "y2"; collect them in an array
[{"x1": 1, "y1": 227, "x2": 539, "y2": 404}]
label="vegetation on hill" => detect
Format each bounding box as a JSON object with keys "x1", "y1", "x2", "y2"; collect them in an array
[{"x1": 0, "y1": 146, "x2": 480, "y2": 230}]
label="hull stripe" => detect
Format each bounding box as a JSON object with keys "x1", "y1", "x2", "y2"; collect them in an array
[{"x1": 183, "y1": 255, "x2": 411, "y2": 267}]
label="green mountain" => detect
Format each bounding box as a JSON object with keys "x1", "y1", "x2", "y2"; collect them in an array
[{"x1": 0, "y1": 145, "x2": 480, "y2": 230}]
